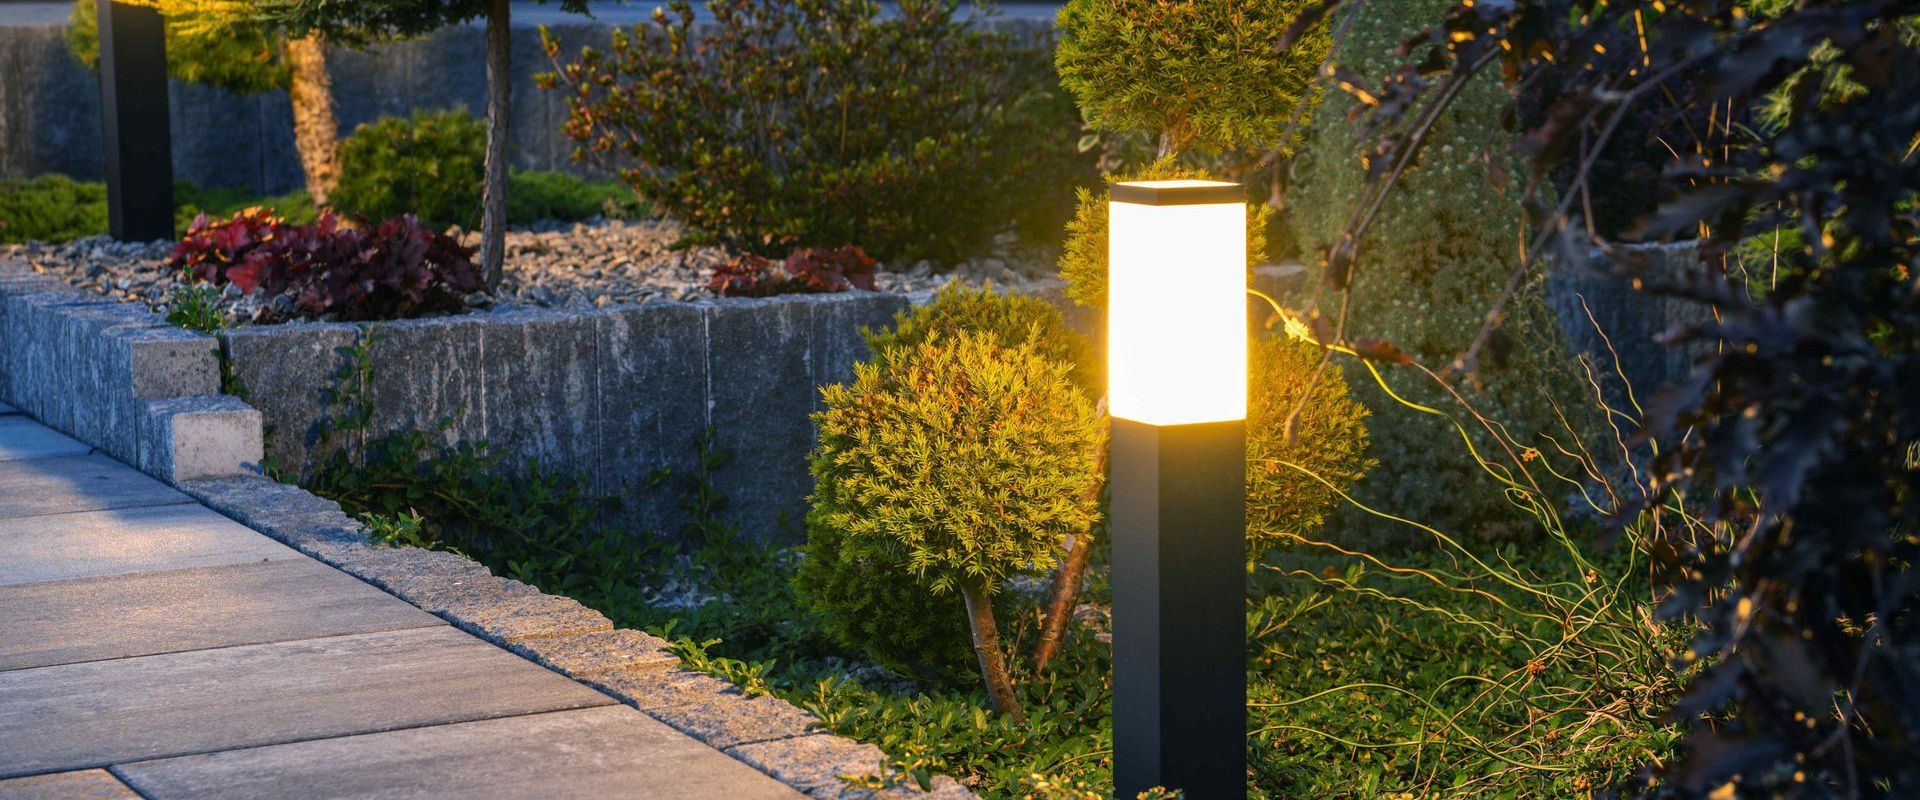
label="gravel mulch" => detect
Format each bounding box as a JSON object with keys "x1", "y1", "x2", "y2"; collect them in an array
[{"x1": 0, "y1": 218, "x2": 1059, "y2": 325}]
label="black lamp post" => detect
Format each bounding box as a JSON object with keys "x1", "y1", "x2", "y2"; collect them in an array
[
  {"x1": 1108, "y1": 180, "x2": 1248, "y2": 799},
  {"x1": 95, "y1": 0, "x2": 174, "y2": 242}
]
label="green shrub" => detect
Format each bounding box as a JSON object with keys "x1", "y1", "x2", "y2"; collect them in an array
[
  {"x1": 801, "y1": 331, "x2": 1103, "y2": 715},
  {"x1": 0, "y1": 175, "x2": 107, "y2": 244},
  {"x1": 1058, "y1": 156, "x2": 1271, "y2": 310},
  {"x1": 1246, "y1": 334, "x2": 1373, "y2": 565},
  {"x1": 792, "y1": 518, "x2": 977, "y2": 683},
  {"x1": 1286, "y1": 0, "x2": 1596, "y2": 546},
  {"x1": 331, "y1": 109, "x2": 488, "y2": 230},
  {"x1": 506, "y1": 170, "x2": 648, "y2": 223},
  {"x1": 540, "y1": 0, "x2": 1091, "y2": 265},
  {"x1": 864, "y1": 284, "x2": 1099, "y2": 395},
  {"x1": 1054, "y1": 0, "x2": 1332, "y2": 155}
]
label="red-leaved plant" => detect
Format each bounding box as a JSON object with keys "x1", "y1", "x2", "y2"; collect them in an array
[
  {"x1": 171, "y1": 209, "x2": 480, "y2": 322},
  {"x1": 709, "y1": 244, "x2": 878, "y2": 298}
]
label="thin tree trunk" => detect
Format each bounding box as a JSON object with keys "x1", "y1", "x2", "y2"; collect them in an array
[
  {"x1": 1034, "y1": 398, "x2": 1109, "y2": 670},
  {"x1": 284, "y1": 34, "x2": 339, "y2": 206},
  {"x1": 960, "y1": 578, "x2": 1025, "y2": 723},
  {"x1": 480, "y1": 0, "x2": 511, "y2": 290}
]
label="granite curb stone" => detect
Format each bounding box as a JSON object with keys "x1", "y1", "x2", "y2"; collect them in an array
[
  {"x1": 727, "y1": 735, "x2": 975, "y2": 800},
  {"x1": 509, "y1": 628, "x2": 677, "y2": 676}
]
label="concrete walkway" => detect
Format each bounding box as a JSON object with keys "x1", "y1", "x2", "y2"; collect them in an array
[{"x1": 0, "y1": 402, "x2": 804, "y2": 799}]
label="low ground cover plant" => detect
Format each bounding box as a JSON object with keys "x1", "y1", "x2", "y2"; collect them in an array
[
  {"x1": 539, "y1": 0, "x2": 1089, "y2": 265},
  {"x1": 171, "y1": 208, "x2": 479, "y2": 321}
]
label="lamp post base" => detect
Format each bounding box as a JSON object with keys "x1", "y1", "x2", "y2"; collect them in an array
[{"x1": 1111, "y1": 417, "x2": 1246, "y2": 799}]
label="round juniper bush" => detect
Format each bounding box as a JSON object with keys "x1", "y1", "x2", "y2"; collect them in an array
[
  {"x1": 864, "y1": 283, "x2": 1099, "y2": 396},
  {"x1": 1054, "y1": 0, "x2": 1333, "y2": 155},
  {"x1": 799, "y1": 330, "x2": 1103, "y2": 697}
]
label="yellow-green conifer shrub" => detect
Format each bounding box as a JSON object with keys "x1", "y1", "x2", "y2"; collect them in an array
[
  {"x1": 1058, "y1": 156, "x2": 1272, "y2": 311},
  {"x1": 1054, "y1": 0, "x2": 1332, "y2": 155},
  {"x1": 1287, "y1": 0, "x2": 1596, "y2": 546},
  {"x1": 865, "y1": 283, "x2": 1098, "y2": 395},
  {"x1": 800, "y1": 332, "x2": 1103, "y2": 719},
  {"x1": 1247, "y1": 334, "x2": 1375, "y2": 565}
]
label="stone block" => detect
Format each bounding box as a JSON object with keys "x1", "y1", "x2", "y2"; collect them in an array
[
  {"x1": 593, "y1": 302, "x2": 709, "y2": 534},
  {"x1": 119, "y1": 326, "x2": 219, "y2": 399},
  {"x1": 701, "y1": 296, "x2": 820, "y2": 541},
  {"x1": 509, "y1": 628, "x2": 678, "y2": 677},
  {"x1": 648, "y1": 692, "x2": 822, "y2": 750},
  {"x1": 363, "y1": 316, "x2": 488, "y2": 455},
  {"x1": 477, "y1": 307, "x2": 599, "y2": 478},
  {"x1": 1547, "y1": 242, "x2": 1711, "y2": 410},
  {"x1": 724, "y1": 734, "x2": 895, "y2": 799},
  {"x1": 331, "y1": 546, "x2": 503, "y2": 603},
  {"x1": 221, "y1": 322, "x2": 361, "y2": 478},
  {"x1": 439, "y1": 591, "x2": 614, "y2": 645},
  {"x1": 584, "y1": 666, "x2": 746, "y2": 713},
  {"x1": 141, "y1": 396, "x2": 263, "y2": 482}
]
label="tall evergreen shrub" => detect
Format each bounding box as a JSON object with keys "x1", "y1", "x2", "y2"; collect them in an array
[{"x1": 1287, "y1": 0, "x2": 1595, "y2": 546}]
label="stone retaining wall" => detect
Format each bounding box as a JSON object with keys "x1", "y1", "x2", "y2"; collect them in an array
[
  {"x1": 1545, "y1": 241, "x2": 1710, "y2": 411},
  {"x1": 0, "y1": 16, "x2": 1051, "y2": 195},
  {"x1": 0, "y1": 261, "x2": 260, "y2": 482},
  {"x1": 228, "y1": 291, "x2": 911, "y2": 541}
]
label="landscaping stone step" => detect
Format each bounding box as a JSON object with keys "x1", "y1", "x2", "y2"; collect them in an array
[
  {"x1": 0, "y1": 454, "x2": 189, "y2": 519},
  {"x1": 0, "y1": 417, "x2": 88, "y2": 462},
  {"x1": 114, "y1": 705, "x2": 808, "y2": 800},
  {"x1": 0, "y1": 559, "x2": 443, "y2": 672},
  {"x1": 0, "y1": 504, "x2": 300, "y2": 586},
  {"x1": 0, "y1": 626, "x2": 616, "y2": 778},
  {"x1": 0, "y1": 769, "x2": 141, "y2": 800}
]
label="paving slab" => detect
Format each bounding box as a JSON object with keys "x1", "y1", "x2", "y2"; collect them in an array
[
  {"x1": 0, "y1": 626, "x2": 616, "y2": 778},
  {"x1": 115, "y1": 705, "x2": 808, "y2": 800},
  {"x1": 0, "y1": 559, "x2": 443, "y2": 671},
  {"x1": 0, "y1": 418, "x2": 89, "y2": 462},
  {"x1": 0, "y1": 504, "x2": 301, "y2": 586},
  {"x1": 0, "y1": 770, "x2": 140, "y2": 800},
  {"x1": 0, "y1": 454, "x2": 189, "y2": 519}
]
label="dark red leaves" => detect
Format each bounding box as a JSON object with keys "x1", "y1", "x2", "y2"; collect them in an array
[
  {"x1": 709, "y1": 244, "x2": 878, "y2": 298},
  {"x1": 170, "y1": 209, "x2": 479, "y2": 323}
]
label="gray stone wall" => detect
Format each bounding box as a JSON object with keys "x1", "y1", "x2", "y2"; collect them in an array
[
  {"x1": 226, "y1": 292, "x2": 910, "y2": 542},
  {"x1": 1545, "y1": 241, "x2": 1712, "y2": 412},
  {"x1": 0, "y1": 261, "x2": 261, "y2": 482},
  {"x1": 0, "y1": 16, "x2": 1053, "y2": 195}
]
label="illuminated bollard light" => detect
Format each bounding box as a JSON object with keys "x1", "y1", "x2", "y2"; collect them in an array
[{"x1": 1108, "y1": 179, "x2": 1248, "y2": 800}]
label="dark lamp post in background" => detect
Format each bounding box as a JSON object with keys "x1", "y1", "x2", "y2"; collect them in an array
[
  {"x1": 95, "y1": 0, "x2": 174, "y2": 242},
  {"x1": 1108, "y1": 180, "x2": 1248, "y2": 799}
]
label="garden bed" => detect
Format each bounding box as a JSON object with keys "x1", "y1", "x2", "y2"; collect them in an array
[
  {"x1": 1, "y1": 218, "x2": 1057, "y2": 322},
  {"x1": 3, "y1": 218, "x2": 1076, "y2": 541}
]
